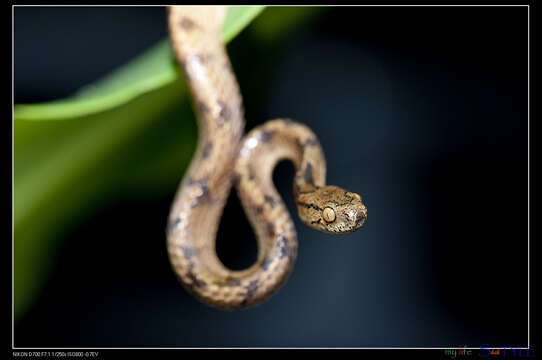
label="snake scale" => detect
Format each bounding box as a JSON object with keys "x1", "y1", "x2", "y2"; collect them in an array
[{"x1": 166, "y1": 6, "x2": 367, "y2": 309}]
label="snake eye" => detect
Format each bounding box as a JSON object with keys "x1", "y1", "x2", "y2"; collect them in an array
[{"x1": 322, "y1": 207, "x2": 336, "y2": 223}]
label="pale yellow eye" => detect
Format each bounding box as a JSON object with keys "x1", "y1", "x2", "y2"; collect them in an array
[{"x1": 322, "y1": 207, "x2": 336, "y2": 223}]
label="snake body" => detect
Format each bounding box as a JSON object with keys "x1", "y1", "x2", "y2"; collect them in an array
[{"x1": 166, "y1": 6, "x2": 367, "y2": 309}]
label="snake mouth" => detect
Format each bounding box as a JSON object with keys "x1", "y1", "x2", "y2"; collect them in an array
[{"x1": 355, "y1": 214, "x2": 367, "y2": 228}]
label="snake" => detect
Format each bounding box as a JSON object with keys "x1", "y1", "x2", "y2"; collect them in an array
[{"x1": 166, "y1": 6, "x2": 367, "y2": 309}]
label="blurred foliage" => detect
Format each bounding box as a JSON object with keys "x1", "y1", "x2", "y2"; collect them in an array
[
  {"x1": 14, "y1": 6, "x2": 266, "y2": 121},
  {"x1": 13, "y1": 6, "x2": 326, "y2": 322}
]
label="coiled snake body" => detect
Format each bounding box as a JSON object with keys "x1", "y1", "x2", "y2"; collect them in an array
[{"x1": 166, "y1": 6, "x2": 367, "y2": 309}]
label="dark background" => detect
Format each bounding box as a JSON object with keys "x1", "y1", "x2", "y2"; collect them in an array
[{"x1": 14, "y1": 6, "x2": 528, "y2": 347}]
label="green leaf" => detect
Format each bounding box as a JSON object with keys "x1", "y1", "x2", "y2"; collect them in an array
[{"x1": 13, "y1": 6, "x2": 265, "y2": 121}]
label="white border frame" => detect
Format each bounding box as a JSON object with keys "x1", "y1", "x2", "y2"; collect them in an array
[{"x1": 11, "y1": 4, "x2": 531, "y2": 351}]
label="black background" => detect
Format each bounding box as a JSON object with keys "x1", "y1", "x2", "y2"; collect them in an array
[{"x1": 14, "y1": 6, "x2": 528, "y2": 347}]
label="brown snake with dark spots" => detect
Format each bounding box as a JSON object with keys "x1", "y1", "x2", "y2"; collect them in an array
[{"x1": 166, "y1": 6, "x2": 367, "y2": 309}]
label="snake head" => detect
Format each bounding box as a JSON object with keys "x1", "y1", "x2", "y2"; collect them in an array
[{"x1": 296, "y1": 185, "x2": 367, "y2": 234}]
